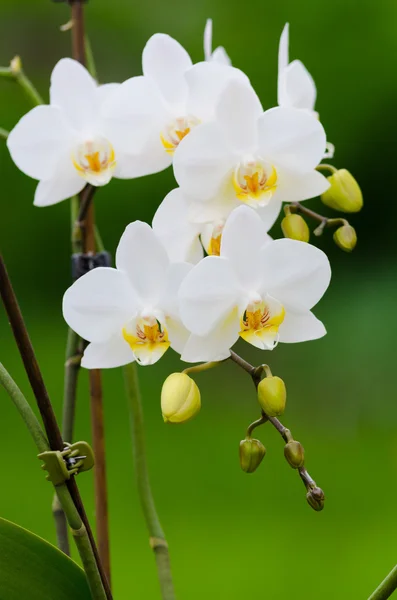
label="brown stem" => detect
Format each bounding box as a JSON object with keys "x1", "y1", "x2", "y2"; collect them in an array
[
  {"x1": 89, "y1": 369, "x2": 111, "y2": 586},
  {"x1": 0, "y1": 253, "x2": 112, "y2": 597},
  {"x1": 290, "y1": 202, "x2": 348, "y2": 236},
  {"x1": 68, "y1": 0, "x2": 112, "y2": 588}
]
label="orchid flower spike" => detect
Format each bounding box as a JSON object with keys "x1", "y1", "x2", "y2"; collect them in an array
[
  {"x1": 278, "y1": 23, "x2": 334, "y2": 158},
  {"x1": 178, "y1": 206, "x2": 331, "y2": 363},
  {"x1": 63, "y1": 222, "x2": 191, "y2": 367},
  {"x1": 203, "y1": 19, "x2": 231, "y2": 66},
  {"x1": 6, "y1": 59, "x2": 140, "y2": 206},
  {"x1": 101, "y1": 33, "x2": 248, "y2": 176},
  {"x1": 173, "y1": 79, "x2": 330, "y2": 234}
]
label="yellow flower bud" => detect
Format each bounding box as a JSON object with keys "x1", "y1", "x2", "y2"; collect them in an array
[
  {"x1": 257, "y1": 376, "x2": 286, "y2": 417},
  {"x1": 321, "y1": 169, "x2": 363, "y2": 213},
  {"x1": 333, "y1": 225, "x2": 357, "y2": 252},
  {"x1": 284, "y1": 441, "x2": 305, "y2": 468},
  {"x1": 281, "y1": 214, "x2": 310, "y2": 242},
  {"x1": 161, "y1": 373, "x2": 201, "y2": 424},
  {"x1": 306, "y1": 486, "x2": 325, "y2": 512},
  {"x1": 10, "y1": 55, "x2": 22, "y2": 76},
  {"x1": 239, "y1": 438, "x2": 266, "y2": 473}
]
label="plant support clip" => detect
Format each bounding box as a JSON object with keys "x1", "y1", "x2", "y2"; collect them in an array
[{"x1": 38, "y1": 441, "x2": 95, "y2": 486}]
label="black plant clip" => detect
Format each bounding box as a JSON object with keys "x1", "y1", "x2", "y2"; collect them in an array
[{"x1": 72, "y1": 251, "x2": 112, "y2": 280}]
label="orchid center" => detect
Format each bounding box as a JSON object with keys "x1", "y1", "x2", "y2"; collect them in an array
[
  {"x1": 239, "y1": 294, "x2": 285, "y2": 350},
  {"x1": 72, "y1": 136, "x2": 116, "y2": 186},
  {"x1": 160, "y1": 116, "x2": 200, "y2": 154},
  {"x1": 122, "y1": 313, "x2": 170, "y2": 365},
  {"x1": 206, "y1": 221, "x2": 224, "y2": 256},
  {"x1": 233, "y1": 156, "x2": 278, "y2": 207}
]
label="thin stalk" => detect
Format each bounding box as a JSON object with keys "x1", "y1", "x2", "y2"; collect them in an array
[
  {"x1": 14, "y1": 69, "x2": 44, "y2": 106},
  {"x1": 85, "y1": 36, "x2": 97, "y2": 79},
  {"x1": 124, "y1": 363, "x2": 176, "y2": 600},
  {"x1": 0, "y1": 127, "x2": 9, "y2": 140},
  {"x1": 182, "y1": 361, "x2": 222, "y2": 376},
  {"x1": 0, "y1": 363, "x2": 106, "y2": 600},
  {"x1": 69, "y1": 0, "x2": 112, "y2": 587},
  {"x1": 368, "y1": 566, "x2": 397, "y2": 600},
  {"x1": 0, "y1": 253, "x2": 112, "y2": 599}
]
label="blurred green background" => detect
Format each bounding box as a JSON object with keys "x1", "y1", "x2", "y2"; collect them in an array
[{"x1": 1, "y1": 0, "x2": 397, "y2": 598}]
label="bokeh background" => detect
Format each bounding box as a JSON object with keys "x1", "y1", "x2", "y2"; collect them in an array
[{"x1": 1, "y1": 0, "x2": 397, "y2": 598}]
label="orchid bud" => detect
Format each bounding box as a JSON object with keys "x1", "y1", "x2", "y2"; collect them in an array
[
  {"x1": 321, "y1": 169, "x2": 363, "y2": 213},
  {"x1": 306, "y1": 486, "x2": 325, "y2": 511},
  {"x1": 239, "y1": 438, "x2": 266, "y2": 473},
  {"x1": 333, "y1": 225, "x2": 357, "y2": 252},
  {"x1": 10, "y1": 55, "x2": 22, "y2": 76},
  {"x1": 284, "y1": 441, "x2": 305, "y2": 468},
  {"x1": 281, "y1": 214, "x2": 310, "y2": 242},
  {"x1": 257, "y1": 376, "x2": 286, "y2": 417},
  {"x1": 161, "y1": 373, "x2": 201, "y2": 424}
]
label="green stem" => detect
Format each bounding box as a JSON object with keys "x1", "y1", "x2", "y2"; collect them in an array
[
  {"x1": 15, "y1": 70, "x2": 44, "y2": 106},
  {"x1": 0, "y1": 363, "x2": 106, "y2": 600},
  {"x1": 182, "y1": 361, "x2": 221, "y2": 376},
  {"x1": 0, "y1": 127, "x2": 9, "y2": 140},
  {"x1": 85, "y1": 36, "x2": 97, "y2": 80},
  {"x1": 124, "y1": 363, "x2": 176, "y2": 600},
  {"x1": 62, "y1": 328, "x2": 82, "y2": 443},
  {"x1": 368, "y1": 566, "x2": 397, "y2": 600}
]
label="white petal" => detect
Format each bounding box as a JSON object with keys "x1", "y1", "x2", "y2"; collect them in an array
[
  {"x1": 204, "y1": 19, "x2": 213, "y2": 61},
  {"x1": 142, "y1": 34, "x2": 192, "y2": 108},
  {"x1": 260, "y1": 239, "x2": 331, "y2": 312},
  {"x1": 173, "y1": 122, "x2": 234, "y2": 201},
  {"x1": 279, "y1": 60, "x2": 316, "y2": 111},
  {"x1": 82, "y1": 335, "x2": 135, "y2": 369},
  {"x1": 258, "y1": 107, "x2": 326, "y2": 172},
  {"x1": 115, "y1": 221, "x2": 169, "y2": 304},
  {"x1": 181, "y1": 308, "x2": 239, "y2": 362},
  {"x1": 278, "y1": 310, "x2": 326, "y2": 343},
  {"x1": 50, "y1": 58, "x2": 98, "y2": 129},
  {"x1": 7, "y1": 106, "x2": 71, "y2": 180},
  {"x1": 185, "y1": 62, "x2": 249, "y2": 122},
  {"x1": 215, "y1": 79, "x2": 263, "y2": 152},
  {"x1": 179, "y1": 256, "x2": 241, "y2": 336},
  {"x1": 211, "y1": 47, "x2": 232, "y2": 66},
  {"x1": 62, "y1": 268, "x2": 136, "y2": 343},
  {"x1": 278, "y1": 23, "x2": 290, "y2": 104},
  {"x1": 166, "y1": 316, "x2": 191, "y2": 355},
  {"x1": 161, "y1": 262, "x2": 193, "y2": 320},
  {"x1": 97, "y1": 83, "x2": 121, "y2": 105},
  {"x1": 34, "y1": 162, "x2": 85, "y2": 207},
  {"x1": 152, "y1": 189, "x2": 203, "y2": 263},
  {"x1": 101, "y1": 76, "x2": 168, "y2": 155},
  {"x1": 113, "y1": 135, "x2": 172, "y2": 179},
  {"x1": 274, "y1": 168, "x2": 330, "y2": 203},
  {"x1": 257, "y1": 198, "x2": 282, "y2": 231},
  {"x1": 220, "y1": 206, "x2": 269, "y2": 289}
]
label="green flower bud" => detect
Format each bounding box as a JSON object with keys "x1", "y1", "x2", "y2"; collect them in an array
[
  {"x1": 284, "y1": 441, "x2": 305, "y2": 468},
  {"x1": 10, "y1": 55, "x2": 22, "y2": 75},
  {"x1": 333, "y1": 225, "x2": 357, "y2": 252},
  {"x1": 306, "y1": 486, "x2": 325, "y2": 512},
  {"x1": 161, "y1": 373, "x2": 201, "y2": 424},
  {"x1": 321, "y1": 169, "x2": 363, "y2": 213},
  {"x1": 281, "y1": 214, "x2": 310, "y2": 242},
  {"x1": 257, "y1": 376, "x2": 286, "y2": 417},
  {"x1": 239, "y1": 438, "x2": 266, "y2": 473}
]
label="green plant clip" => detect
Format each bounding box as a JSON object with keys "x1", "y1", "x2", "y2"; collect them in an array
[{"x1": 38, "y1": 441, "x2": 95, "y2": 486}]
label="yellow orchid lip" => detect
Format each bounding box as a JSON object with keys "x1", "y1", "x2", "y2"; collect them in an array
[
  {"x1": 160, "y1": 115, "x2": 200, "y2": 155},
  {"x1": 122, "y1": 317, "x2": 170, "y2": 365},
  {"x1": 72, "y1": 137, "x2": 116, "y2": 186},
  {"x1": 233, "y1": 160, "x2": 278, "y2": 207},
  {"x1": 239, "y1": 297, "x2": 285, "y2": 350}
]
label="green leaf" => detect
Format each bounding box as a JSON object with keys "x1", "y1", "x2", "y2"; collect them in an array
[{"x1": 0, "y1": 517, "x2": 91, "y2": 600}]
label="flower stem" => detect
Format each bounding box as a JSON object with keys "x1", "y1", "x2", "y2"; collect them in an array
[
  {"x1": 368, "y1": 566, "x2": 397, "y2": 600},
  {"x1": 124, "y1": 363, "x2": 176, "y2": 600},
  {"x1": 0, "y1": 363, "x2": 106, "y2": 600},
  {"x1": 182, "y1": 361, "x2": 222, "y2": 376},
  {"x1": 0, "y1": 253, "x2": 112, "y2": 599},
  {"x1": 289, "y1": 202, "x2": 348, "y2": 237},
  {"x1": 14, "y1": 69, "x2": 44, "y2": 106}
]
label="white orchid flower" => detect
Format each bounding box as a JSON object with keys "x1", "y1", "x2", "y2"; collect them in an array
[
  {"x1": 178, "y1": 206, "x2": 331, "y2": 363},
  {"x1": 173, "y1": 79, "x2": 330, "y2": 231},
  {"x1": 278, "y1": 23, "x2": 334, "y2": 158},
  {"x1": 152, "y1": 186, "x2": 279, "y2": 264},
  {"x1": 63, "y1": 221, "x2": 191, "y2": 367},
  {"x1": 5, "y1": 59, "x2": 145, "y2": 207},
  {"x1": 203, "y1": 19, "x2": 231, "y2": 66},
  {"x1": 101, "y1": 33, "x2": 249, "y2": 176}
]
